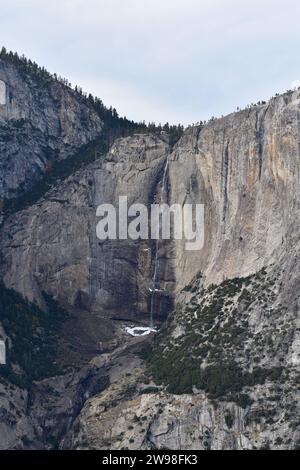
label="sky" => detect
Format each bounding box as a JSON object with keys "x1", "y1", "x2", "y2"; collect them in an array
[{"x1": 1, "y1": 0, "x2": 300, "y2": 125}]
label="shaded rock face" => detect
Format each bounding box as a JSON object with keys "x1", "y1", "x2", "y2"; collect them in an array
[
  {"x1": 0, "y1": 382, "x2": 36, "y2": 450},
  {"x1": 0, "y1": 59, "x2": 103, "y2": 199},
  {"x1": 0, "y1": 351, "x2": 109, "y2": 450},
  {"x1": 1, "y1": 134, "x2": 173, "y2": 324}
]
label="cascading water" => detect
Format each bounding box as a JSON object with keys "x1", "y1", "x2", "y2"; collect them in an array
[{"x1": 150, "y1": 158, "x2": 169, "y2": 327}]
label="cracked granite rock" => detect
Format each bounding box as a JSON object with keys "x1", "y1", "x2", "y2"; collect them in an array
[{"x1": 0, "y1": 59, "x2": 103, "y2": 199}]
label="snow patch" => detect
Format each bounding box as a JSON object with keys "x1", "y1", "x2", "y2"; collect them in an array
[{"x1": 124, "y1": 326, "x2": 158, "y2": 337}]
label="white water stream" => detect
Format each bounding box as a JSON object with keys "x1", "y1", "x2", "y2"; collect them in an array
[{"x1": 150, "y1": 158, "x2": 169, "y2": 327}]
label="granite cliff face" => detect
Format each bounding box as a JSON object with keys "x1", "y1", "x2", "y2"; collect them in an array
[
  {"x1": 3, "y1": 90, "x2": 299, "y2": 327},
  {"x1": 0, "y1": 58, "x2": 103, "y2": 200},
  {"x1": 1, "y1": 134, "x2": 173, "y2": 325},
  {"x1": 169, "y1": 91, "x2": 300, "y2": 289},
  {"x1": 0, "y1": 64, "x2": 299, "y2": 450}
]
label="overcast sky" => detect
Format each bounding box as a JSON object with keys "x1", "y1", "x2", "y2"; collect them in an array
[{"x1": 1, "y1": 0, "x2": 300, "y2": 125}]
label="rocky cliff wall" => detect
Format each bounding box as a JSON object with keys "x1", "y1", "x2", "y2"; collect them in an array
[
  {"x1": 1, "y1": 134, "x2": 172, "y2": 325},
  {"x1": 170, "y1": 90, "x2": 300, "y2": 289},
  {"x1": 1, "y1": 87, "x2": 300, "y2": 450},
  {"x1": 0, "y1": 59, "x2": 103, "y2": 199},
  {"x1": 3, "y1": 90, "x2": 300, "y2": 313}
]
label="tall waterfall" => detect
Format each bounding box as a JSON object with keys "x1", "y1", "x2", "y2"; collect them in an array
[{"x1": 150, "y1": 158, "x2": 169, "y2": 327}]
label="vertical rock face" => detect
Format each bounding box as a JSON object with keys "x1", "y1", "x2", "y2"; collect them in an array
[
  {"x1": 169, "y1": 91, "x2": 300, "y2": 288},
  {"x1": 0, "y1": 59, "x2": 103, "y2": 199},
  {"x1": 1, "y1": 134, "x2": 172, "y2": 323}
]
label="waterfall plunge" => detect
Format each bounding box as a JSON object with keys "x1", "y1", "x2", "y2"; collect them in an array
[{"x1": 150, "y1": 158, "x2": 169, "y2": 327}]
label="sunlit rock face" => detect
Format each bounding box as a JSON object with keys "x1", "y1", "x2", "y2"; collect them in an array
[
  {"x1": 0, "y1": 340, "x2": 5, "y2": 364},
  {"x1": 0, "y1": 80, "x2": 6, "y2": 105},
  {"x1": 169, "y1": 90, "x2": 300, "y2": 289}
]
